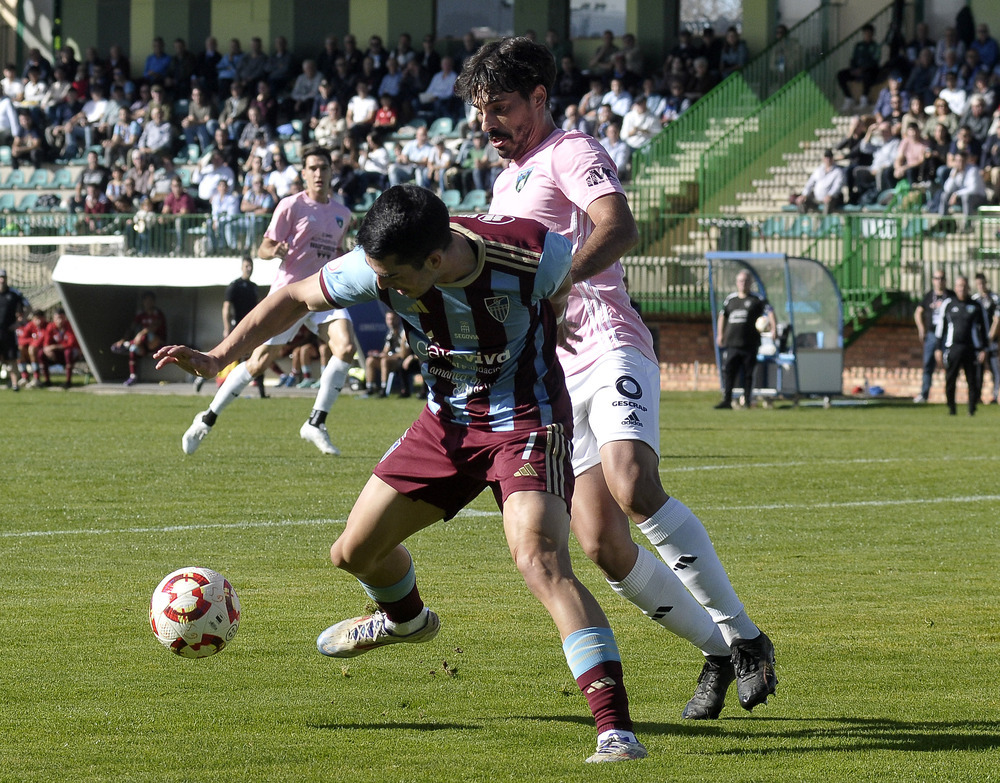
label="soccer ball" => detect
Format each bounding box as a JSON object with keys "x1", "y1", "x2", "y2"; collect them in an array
[
  {"x1": 150, "y1": 567, "x2": 241, "y2": 659},
  {"x1": 755, "y1": 315, "x2": 770, "y2": 333}
]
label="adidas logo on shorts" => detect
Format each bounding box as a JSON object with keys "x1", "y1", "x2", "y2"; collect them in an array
[
  {"x1": 621, "y1": 411, "x2": 643, "y2": 428},
  {"x1": 514, "y1": 463, "x2": 538, "y2": 477}
]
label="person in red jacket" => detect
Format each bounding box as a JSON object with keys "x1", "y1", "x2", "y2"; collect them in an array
[
  {"x1": 42, "y1": 308, "x2": 81, "y2": 388},
  {"x1": 16, "y1": 309, "x2": 48, "y2": 388}
]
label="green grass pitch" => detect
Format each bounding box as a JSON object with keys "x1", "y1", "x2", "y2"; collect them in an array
[{"x1": 2, "y1": 390, "x2": 999, "y2": 782}]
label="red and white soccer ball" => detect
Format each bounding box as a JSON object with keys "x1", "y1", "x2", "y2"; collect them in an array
[{"x1": 150, "y1": 567, "x2": 241, "y2": 659}]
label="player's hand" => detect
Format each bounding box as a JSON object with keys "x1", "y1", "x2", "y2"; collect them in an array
[
  {"x1": 273, "y1": 241, "x2": 290, "y2": 258},
  {"x1": 557, "y1": 318, "x2": 582, "y2": 354},
  {"x1": 154, "y1": 345, "x2": 221, "y2": 378}
]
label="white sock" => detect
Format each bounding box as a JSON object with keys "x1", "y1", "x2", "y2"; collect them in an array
[
  {"x1": 598, "y1": 728, "x2": 637, "y2": 745},
  {"x1": 313, "y1": 357, "x2": 351, "y2": 413},
  {"x1": 609, "y1": 547, "x2": 730, "y2": 656},
  {"x1": 637, "y1": 497, "x2": 759, "y2": 645},
  {"x1": 384, "y1": 607, "x2": 429, "y2": 636},
  {"x1": 209, "y1": 362, "x2": 252, "y2": 415}
]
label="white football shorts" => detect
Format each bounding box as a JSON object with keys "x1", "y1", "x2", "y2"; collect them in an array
[
  {"x1": 265, "y1": 307, "x2": 351, "y2": 346},
  {"x1": 565, "y1": 346, "x2": 661, "y2": 475}
]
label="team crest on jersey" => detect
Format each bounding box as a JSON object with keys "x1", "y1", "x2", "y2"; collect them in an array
[
  {"x1": 485, "y1": 296, "x2": 510, "y2": 322},
  {"x1": 585, "y1": 166, "x2": 619, "y2": 187},
  {"x1": 476, "y1": 214, "x2": 515, "y2": 225},
  {"x1": 515, "y1": 168, "x2": 533, "y2": 192}
]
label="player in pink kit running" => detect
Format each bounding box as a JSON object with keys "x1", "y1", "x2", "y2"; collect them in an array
[
  {"x1": 456, "y1": 37, "x2": 777, "y2": 719},
  {"x1": 182, "y1": 144, "x2": 357, "y2": 456}
]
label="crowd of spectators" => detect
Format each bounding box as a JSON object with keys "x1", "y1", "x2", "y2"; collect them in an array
[
  {"x1": 797, "y1": 20, "x2": 1000, "y2": 222},
  {"x1": 0, "y1": 23, "x2": 753, "y2": 236}
]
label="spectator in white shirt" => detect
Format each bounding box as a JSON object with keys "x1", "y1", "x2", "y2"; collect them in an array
[
  {"x1": 601, "y1": 77, "x2": 633, "y2": 117},
  {"x1": 939, "y1": 150, "x2": 987, "y2": 219},
  {"x1": 795, "y1": 149, "x2": 847, "y2": 213},
  {"x1": 620, "y1": 95, "x2": 659, "y2": 150},
  {"x1": 193, "y1": 149, "x2": 236, "y2": 203},
  {"x1": 346, "y1": 80, "x2": 378, "y2": 142},
  {"x1": 600, "y1": 121, "x2": 631, "y2": 179}
]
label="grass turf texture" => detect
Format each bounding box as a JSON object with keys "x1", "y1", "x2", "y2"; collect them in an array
[{"x1": 2, "y1": 390, "x2": 999, "y2": 782}]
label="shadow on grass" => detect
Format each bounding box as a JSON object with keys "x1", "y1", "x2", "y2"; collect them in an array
[
  {"x1": 520, "y1": 715, "x2": 1000, "y2": 753},
  {"x1": 307, "y1": 721, "x2": 479, "y2": 731}
]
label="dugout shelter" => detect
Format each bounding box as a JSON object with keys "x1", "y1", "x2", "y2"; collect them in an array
[
  {"x1": 707, "y1": 252, "x2": 844, "y2": 403},
  {"x1": 51, "y1": 254, "x2": 388, "y2": 384}
]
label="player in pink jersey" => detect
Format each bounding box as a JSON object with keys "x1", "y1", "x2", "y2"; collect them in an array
[
  {"x1": 181, "y1": 145, "x2": 358, "y2": 456},
  {"x1": 457, "y1": 37, "x2": 777, "y2": 720}
]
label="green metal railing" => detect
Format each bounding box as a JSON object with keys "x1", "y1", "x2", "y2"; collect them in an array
[
  {"x1": 623, "y1": 210, "x2": 1000, "y2": 342},
  {"x1": 697, "y1": 73, "x2": 834, "y2": 213}
]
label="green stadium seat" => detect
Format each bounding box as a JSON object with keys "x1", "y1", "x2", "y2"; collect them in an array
[
  {"x1": 440, "y1": 189, "x2": 462, "y2": 210},
  {"x1": 457, "y1": 189, "x2": 488, "y2": 212},
  {"x1": 17, "y1": 193, "x2": 39, "y2": 211},
  {"x1": 427, "y1": 117, "x2": 454, "y2": 138},
  {"x1": 26, "y1": 168, "x2": 50, "y2": 189},
  {"x1": 1, "y1": 169, "x2": 26, "y2": 189}
]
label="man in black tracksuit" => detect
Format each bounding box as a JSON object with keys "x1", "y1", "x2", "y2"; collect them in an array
[
  {"x1": 715, "y1": 269, "x2": 776, "y2": 409},
  {"x1": 935, "y1": 275, "x2": 990, "y2": 415}
]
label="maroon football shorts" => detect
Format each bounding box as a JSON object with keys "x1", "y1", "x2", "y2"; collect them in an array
[{"x1": 373, "y1": 407, "x2": 574, "y2": 520}]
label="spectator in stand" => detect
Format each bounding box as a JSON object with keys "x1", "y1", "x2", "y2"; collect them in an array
[
  {"x1": 924, "y1": 96, "x2": 959, "y2": 140},
  {"x1": 149, "y1": 153, "x2": 180, "y2": 202},
  {"x1": 346, "y1": 79, "x2": 378, "y2": 142},
  {"x1": 906, "y1": 22, "x2": 935, "y2": 65},
  {"x1": 328, "y1": 57, "x2": 358, "y2": 109},
  {"x1": 967, "y1": 72, "x2": 996, "y2": 115},
  {"x1": 21, "y1": 48, "x2": 52, "y2": 83},
  {"x1": 240, "y1": 174, "x2": 275, "y2": 247},
  {"x1": 601, "y1": 77, "x2": 632, "y2": 117},
  {"x1": 391, "y1": 32, "x2": 416, "y2": 70},
  {"x1": 102, "y1": 105, "x2": 138, "y2": 167},
  {"x1": 718, "y1": 26, "x2": 749, "y2": 78},
  {"x1": 146, "y1": 83, "x2": 172, "y2": 122},
  {"x1": 2, "y1": 62, "x2": 22, "y2": 101},
  {"x1": 561, "y1": 103, "x2": 591, "y2": 135},
  {"x1": 69, "y1": 150, "x2": 110, "y2": 212},
  {"x1": 423, "y1": 55, "x2": 461, "y2": 121},
  {"x1": 957, "y1": 49, "x2": 985, "y2": 92},
  {"x1": 418, "y1": 34, "x2": 441, "y2": 78},
  {"x1": 425, "y1": 136, "x2": 454, "y2": 196},
  {"x1": 456, "y1": 131, "x2": 501, "y2": 195},
  {"x1": 317, "y1": 35, "x2": 341, "y2": 80},
  {"x1": 356, "y1": 56, "x2": 381, "y2": 94},
  {"x1": 290, "y1": 59, "x2": 322, "y2": 120},
  {"x1": 620, "y1": 94, "x2": 658, "y2": 150},
  {"x1": 938, "y1": 149, "x2": 987, "y2": 223},
  {"x1": 127, "y1": 82, "x2": 151, "y2": 122},
  {"x1": 166, "y1": 38, "x2": 196, "y2": 99},
  {"x1": 59, "y1": 82, "x2": 110, "y2": 160},
  {"x1": 111, "y1": 290, "x2": 167, "y2": 386},
  {"x1": 893, "y1": 122, "x2": 929, "y2": 184},
  {"x1": 363, "y1": 311, "x2": 412, "y2": 397},
  {"x1": 313, "y1": 98, "x2": 346, "y2": 150},
  {"x1": 551, "y1": 55, "x2": 587, "y2": 121},
  {"x1": 930, "y1": 49, "x2": 962, "y2": 101},
  {"x1": 120, "y1": 158, "x2": 149, "y2": 201},
  {"x1": 82, "y1": 182, "x2": 113, "y2": 232},
  {"x1": 902, "y1": 94, "x2": 928, "y2": 135},
  {"x1": 266, "y1": 35, "x2": 295, "y2": 96},
  {"x1": 921, "y1": 122, "x2": 953, "y2": 186},
  {"x1": 686, "y1": 56, "x2": 718, "y2": 101},
  {"x1": 873, "y1": 72, "x2": 908, "y2": 120},
  {"x1": 578, "y1": 77, "x2": 606, "y2": 125},
  {"x1": 960, "y1": 96, "x2": 992, "y2": 145},
  {"x1": 207, "y1": 178, "x2": 242, "y2": 251},
  {"x1": 202, "y1": 126, "x2": 239, "y2": 171},
  {"x1": 365, "y1": 35, "x2": 390, "y2": 77},
  {"x1": 837, "y1": 24, "x2": 883, "y2": 112},
  {"x1": 377, "y1": 56, "x2": 403, "y2": 102},
  {"x1": 905, "y1": 47, "x2": 937, "y2": 105},
  {"x1": 665, "y1": 30, "x2": 702, "y2": 75},
  {"x1": 21, "y1": 66, "x2": 49, "y2": 121},
  {"x1": 135, "y1": 104, "x2": 174, "y2": 159},
  {"x1": 587, "y1": 30, "x2": 619, "y2": 79},
  {"x1": 143, "y1": 37, "x2": 171, "y2": 85},
  {"x1": 543, "y1": 29, "x2": 571, "y2": 71},
  {"x1": 952, "y1": 124, "x2": 982, "y2": 162},
  {"x1": 342, "y1": 33, "x2": 364, "y2": 77},
  {"x1": 701, "y1": 26, "x2": 725, "y2": 74},
  {"x1": 834, "y1": 114, "x2": 875, "y2": 196},
  {"x1": 592, "y1": 103, "x2": 618, "y2": 142},
  {"x1": 196, "y1": 36, "x2": 221, "y2": 98},
  {"x1": 660, "y1": 79, "x2": 692, "y2": 125},
  {"x1": 619, "y1": 32, "x2": 643, "y2": 77},
  {"x1": 105, "y1": 165, "x2": 127, "y2": 202},
  {"x1": 11, "y1": 111, "x2": 45, "y2": 168},
  {"x1": 193, "y1": 149, "x2": 236, "y2": 204},
  {"x1": 182, "y1": 86, "x2": 218, "y2": 152},
  {"x1": 388, "y1": 123, "x2": 433, "y2": 187},
  {"x1": 237, "y1": 37, "x2": 268, "y2": 90},
  {"x1": 935, "y1": 27, "x2": 965, "y2": 68},
  {"x1": 266, "y1": 149, "x2": 301, "y2": 202},
  {"x1": 981, "y1": 122, "x2": 1000, "y2": 202},
  {"x1": 398, "y1": 58, "x2": 428, "y2": 120},
  {"x1": 795, "y1": 149, "x2": 847, "y2": 213},
  {"x1": 358, "y1": 130, "x2": 391, "y2": 191},
  {"x1": 160, "y1": 175, "x2": 196, "y2": 254},
  {"x1": 218, "y1": 80, "x2": 249, "y2": 141},
  {"x1": 237, "y1": 105, "x2": 274, "y2": 165},
  {"x1": 217, "y1": 38, "x2": 243, "y2": 96},
  {"x1": 56, "y1": 45, "x2": 79, "y2": 84},
  {"x1": 600, "y1": 120, "x2": 630, "y2": 178},
  {"x1": 373, "y1": 93, "x2": 398, "y2": 134},
  {"x1": 853, "y1": 120, "x2": 901, "y2": 203},
  {"x1": 250, "y1": 79, "x2": 278, "y2": 128},
  {"x1": 971, "y1": 24, "x2": 999, "y2": 73}
]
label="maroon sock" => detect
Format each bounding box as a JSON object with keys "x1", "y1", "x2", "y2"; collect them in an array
[
  {"x1": 575, "y1": 661, "x2": 633, "y2": 735},
  {"x1": 376, "y1": 583, "x2": 425, "y2": 625}
]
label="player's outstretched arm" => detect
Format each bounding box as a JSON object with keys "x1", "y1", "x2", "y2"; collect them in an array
[{"x1": 155, "y1": 274, "x2": 327, "y2": 376}]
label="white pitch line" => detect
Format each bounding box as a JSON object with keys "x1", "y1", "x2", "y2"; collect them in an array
[
  {"x1": 659, "y1": 454, "x2": 1000, "y2": 473},
  {"x1": 701, "y1": 494, "x2": 1000, "y2": 512},
  {"x1": 0, "y1": 508, "x2": 499, "y2": 540}
]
